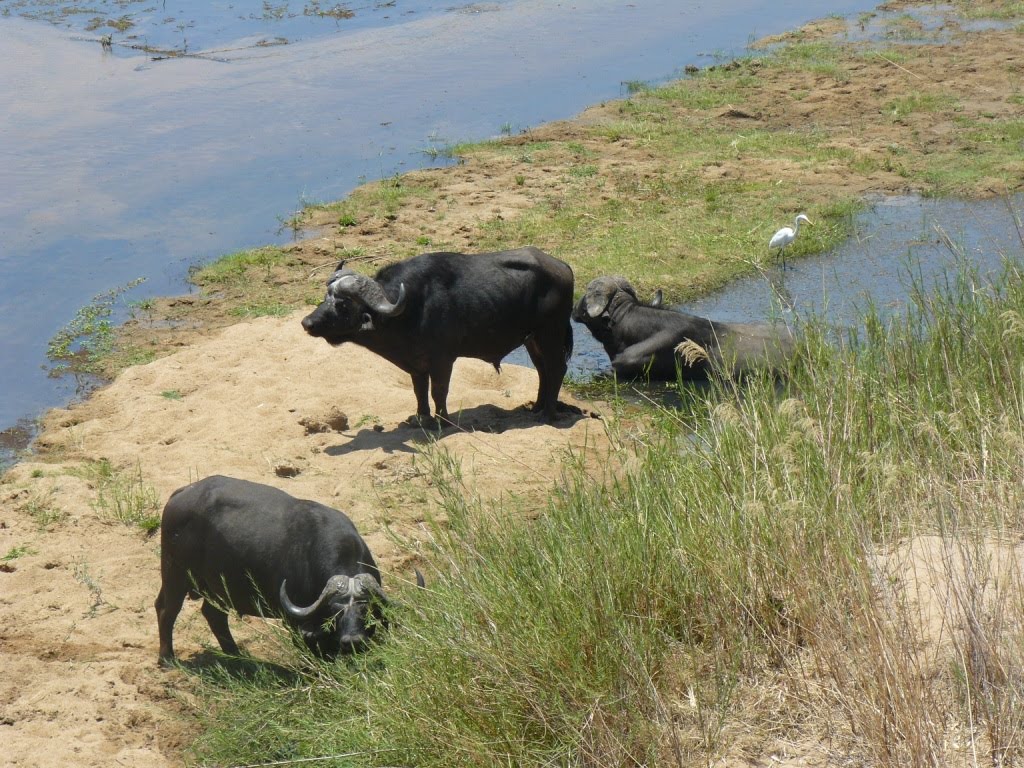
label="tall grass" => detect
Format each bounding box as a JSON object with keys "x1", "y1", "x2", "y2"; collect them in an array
[{"x1": 189, "y1": 249, "x2": 1024, "y2": 766}]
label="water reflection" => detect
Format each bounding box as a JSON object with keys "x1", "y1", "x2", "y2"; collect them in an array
[
  {"x1": 2, "y1": 0, "x2": 486, "y2": 54},
  {"x1": 842, "y1": 3, "x2": 1015, "y2": 45}
]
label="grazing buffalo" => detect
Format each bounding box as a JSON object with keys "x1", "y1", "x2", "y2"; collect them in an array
[
  {"x1": 301, "y1": 247, "x2": 574, "y2": 424},
  {"x1": 573, "y1": 276, "x2": 795, "y2": 380},
  {"x1": 155, "y1": 475, "x2": 417, "y2": 665}
]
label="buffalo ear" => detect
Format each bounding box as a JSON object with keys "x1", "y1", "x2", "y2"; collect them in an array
[
  {"x1": 651, "y1": 289, "x2": 664, "y2": 308},
  {"x1": 335, "y1": 259, "x2": 346, "y2": 271}
]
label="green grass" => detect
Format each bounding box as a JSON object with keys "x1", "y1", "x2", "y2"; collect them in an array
[
  {"x1": 956, "y1": 0, "x2": 1024, "y2": 19},
  {"x1": 115, "y1": 346, "x2": 159, "y2": 369},
  {"x1": 770, "y1": 40, "x2": 851, "y2": 81},
  {"x1": 305, "y1": 0, "x2": 354, "y2": 19},
  {"x1": 653, "y1": 68, "x2": 761, "y2": 111},
  {"x1": 189, "y1": 248, "x2": 1024, "y2": 766},
  {"x1": 307, "y1": 175, "x2": 438, "y2": 246},
  {"x1": 108, "y1": 14, "x2": 132, "y2": 31},
  {"x1": 191, "y1": 247, "x2": 288, "y2": 286},
  {"x1": 47, "y1": 278, "x2": 145, "y2": 375},
  {"x1": 919, "y1": 119, "x2": 1024, "y2": 194},
  {"x1": 2, "y1": 544, "x2": 37, "y2": 562},
  {"x1": 228, "y1": 302, "x2": 292, "y2": 319},
  {"x1": 420, "y1": 143, "x2": 457, "y2": 161},
  {"x1": 885, "y1": 92, "x2": 959, "y2": 120},
  {"x1": 880, "y1": 13, "x2": 928, "y2": 42},
  {"x1": 20, "y1": 488, "x2": 67, "y2": 529},
  {"x1": 74, "y1": 459, "x2": 161, "y2": 533}
]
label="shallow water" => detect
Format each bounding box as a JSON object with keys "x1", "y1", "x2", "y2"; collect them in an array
[
  {"x1": 0, "y1": 0, "x2": 932, "y2": 465},
  {"x1": 684, "y1": 194, "x2": 1024, "y2": 330},
  {"x1": 841, "y1": 2, "x2": 1015, "y2": 44},
  {"x1": 554, "y1": 193, "x2": 1024, "y2": 393},
  {"x1": 3, "y1": 0, "x2": 476, "y2": 54}
]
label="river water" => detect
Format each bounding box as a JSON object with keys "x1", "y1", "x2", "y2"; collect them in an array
[
  {"x1": 685, "y1": 194, "x2": 1024, "y2": 330},
  {"x1": 0, "y1": 0, "x2": 948, "y2": 465}
]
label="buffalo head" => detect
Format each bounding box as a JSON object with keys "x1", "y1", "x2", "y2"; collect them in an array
[
  {"x1": 572, "y1": 276, "x2": 665, "y2": 323},
  {"x1": 572, "y1": 275, "x2": 637, "y2": 323},
  {"x1": 280, "y1": 572, "x2": 388, "y2": 656},
  {"x1": 301, "y1": 263, "x2": 407, "y2": 344},
  {"x1": 572, "y1": 276, "x2": 667, "y2": 345}
]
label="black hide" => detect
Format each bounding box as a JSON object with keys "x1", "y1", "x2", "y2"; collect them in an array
[
  {"x1": 301, "y1": 247, "x2": 574, "y2": 422},
  {"x1": 573, "y1": 276, "x2": 795, "y2": 380},
  {"x1": 155, "y1": 475, "x2": 384, "y2": 664}
]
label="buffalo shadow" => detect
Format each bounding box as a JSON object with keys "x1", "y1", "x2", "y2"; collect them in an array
[
  {"x1": 324, "y1": 401, "x2": 590, "y2": 457},
  {"x1": 172, "y1": 647, "x2": 303, "y2": 686}
]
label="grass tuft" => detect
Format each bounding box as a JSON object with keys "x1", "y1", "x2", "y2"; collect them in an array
[
  {"x1": 73, "y1": 459, "x2": 161, "y2": 533},
  {"x1": 191, "y1": 247, "x2": 288, "y2": 286},
  {"x1": 47, "y1": 278, "x2": 146, "y2": 375},
  {"x1": 2, "y1": 544, "x2": 37, "y2": 562}
]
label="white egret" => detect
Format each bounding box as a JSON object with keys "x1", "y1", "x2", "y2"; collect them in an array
[{"x1": 769, "y1": 213, "x2": 812, "y2": 270}]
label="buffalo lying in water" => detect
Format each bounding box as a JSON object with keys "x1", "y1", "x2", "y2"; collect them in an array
[
  {"x1": 573, "y1": 276, "x2": 795, "y2": 380},
  {"x1": 301, "y1": 247, "x2": 575, "y2": 424}
]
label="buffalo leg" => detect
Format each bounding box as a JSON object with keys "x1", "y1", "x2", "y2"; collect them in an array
[
  {"x1": 429, "y1": 359, "x2": 454, "y2": 418},
  {"x1": 155, "y1": 579, "x2": 188, "y2": 665},
  {"x1": 410, "y1": 371, "x2": 431, "y2": 418},
  {"x1": 525, "y1": 332, "x2": 567, "y2": 420},
  {"x1": 201, "y1": 599, "x2": 241, "y2": 656},
  {"x1": 613, "y1": 331, "x2": 695, "y2": 379},
  {"x1": 523, "y1": 336, "x2": 549, "y2": 414}
]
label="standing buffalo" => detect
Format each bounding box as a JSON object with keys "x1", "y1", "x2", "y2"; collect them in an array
[
  {"x1": 156, "y1": 475, "x2": 416, "y2": 665},
  {"x1": 301, "y1": 247, "x2": 574, "y2": 424},
  {"x1": 573, "y1": 276, "x2": 795, "y2": 380}
]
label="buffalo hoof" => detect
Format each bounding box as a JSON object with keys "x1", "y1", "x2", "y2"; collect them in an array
[
  {"x1": 532, "y1": 401, "x2": 583, "y2": 423},
  {"x1": 403, "y1": 414, "x2": 443, "y2": 431}
]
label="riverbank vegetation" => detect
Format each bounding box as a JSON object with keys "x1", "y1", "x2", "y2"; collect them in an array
[
  {"x1": 188, "y1": 235, "x2": 1024, "y2": 765},
  {"x1": 80, "y1": 0, "x2": 1023, "y2": 384}
]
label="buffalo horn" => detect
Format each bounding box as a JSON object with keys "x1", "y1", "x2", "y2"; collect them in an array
[
  {"x1": 279, "y1": 575, "x2": 351, "y2": 619},
  {"x1": 353, "y1": 572, "x2": 388, "y2": 603},
  {"x1": 366, "y1": 281, "x2": 406, "y2": 317},
  {"x1": 327, "y1": 273, "x2": 359, "y2": 295},
  {"x1": 584, "y1": 280, "x2": 616, "y2": 318},
  {"x1": 330, "y1": 273, "x2": 406, "y2": 317},
  {"x1": 584, "y1": 275, "x2": 638, "y2": 318}
]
